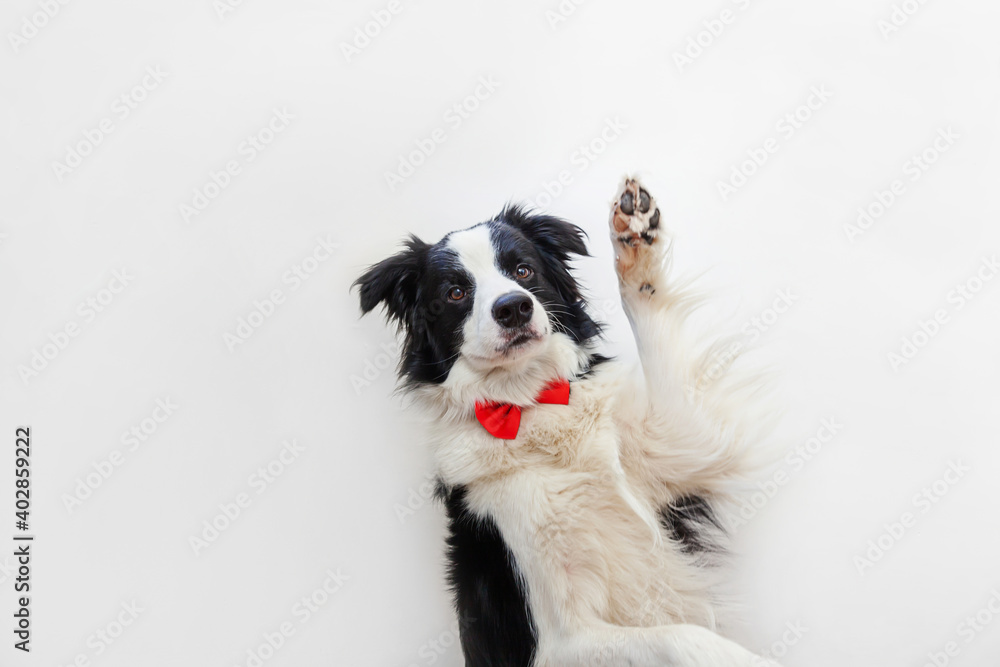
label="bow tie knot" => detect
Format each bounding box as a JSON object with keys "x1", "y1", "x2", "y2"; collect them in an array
[{"x1": 474, "y1": 378, "x2": 570, "y2": 440}]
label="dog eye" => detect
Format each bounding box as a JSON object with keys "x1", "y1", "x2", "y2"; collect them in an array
[
  {"x1": 448, "y1": 286, "x2": 466, "y2": 301},
  {"x1": 515, "y1": 265, "x2": 533, "y2": 280}
]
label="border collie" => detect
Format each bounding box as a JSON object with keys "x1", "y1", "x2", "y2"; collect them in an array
[{"x1": 354, "y1": 178, "x2": 781, "y2": 666}]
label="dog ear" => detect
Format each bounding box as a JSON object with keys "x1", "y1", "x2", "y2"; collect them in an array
[
  {"x1": 500, "y1": 205, "x2": 589, "y2": 261},
  {"x1": 500, "y1": 205, "x2": 589, "y2": 302},
  {"x1": 353, "y1": 236, "x2": 428, "y2": 325}
]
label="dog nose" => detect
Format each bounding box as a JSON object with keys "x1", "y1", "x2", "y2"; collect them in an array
[{"x1": 492, "y1": 293, "x2": 534, "y2": 328}]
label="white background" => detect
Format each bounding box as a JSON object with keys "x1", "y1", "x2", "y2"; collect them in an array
[{"x1": 2, "y1": 0, "x2": 1000, "y2": 665}]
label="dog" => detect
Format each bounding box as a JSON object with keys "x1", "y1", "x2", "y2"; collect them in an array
[{"x1": 354, "y1": 178, "x2": 781, "y2": 666}]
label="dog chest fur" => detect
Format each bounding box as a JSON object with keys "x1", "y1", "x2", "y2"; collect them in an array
[{"x1": 437, "y1": 364, "x2": 716, "y2": 658}]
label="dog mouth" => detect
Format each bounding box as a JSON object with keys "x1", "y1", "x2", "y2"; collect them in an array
[{"x1": 496, "y1": 329, "x2": 542, "y2": 354}]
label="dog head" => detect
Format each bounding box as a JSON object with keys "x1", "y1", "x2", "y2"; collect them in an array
[{"x1": 354, "y1": 206, "x2": 600, "y2": 394}]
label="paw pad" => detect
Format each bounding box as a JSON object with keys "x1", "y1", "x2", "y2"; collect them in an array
[
  {"x1": 611, "y1": 179, "x2": 661, "y2": 247},
  {"x1": 610, "y1": 177, "x2": 666, "y2": 289}
]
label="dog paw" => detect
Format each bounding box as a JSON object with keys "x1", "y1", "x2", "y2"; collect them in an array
[{"x1": 609, "y1": 177, "x2": 664, "y2": 292}]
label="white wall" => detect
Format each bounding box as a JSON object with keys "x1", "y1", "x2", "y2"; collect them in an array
[{"x1": 2, "y1": 1, "x2": 999, "y2": 665}]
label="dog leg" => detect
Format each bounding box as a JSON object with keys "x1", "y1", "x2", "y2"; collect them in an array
[
  {"x1": 609, "y1": 177, "x2": 758, "y2": 494},
  {"x1": 543, "y1": 623, "x2": 781, "y2": 667}
]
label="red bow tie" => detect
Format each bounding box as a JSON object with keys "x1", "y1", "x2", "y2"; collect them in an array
[{"x1": 474, "y1": 378, "x2": 570, "y2": 440}]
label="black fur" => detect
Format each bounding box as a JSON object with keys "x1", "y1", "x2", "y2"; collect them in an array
[
  {"x1": 488, "y1": 206, "x2": 601, "y2": 345},
  {"x1": 355, "y1": 206, "x2": 608, "y2": 664},
  {"x1": 577, "y1": 353, "x2": 612, "y2": 379},
  {"x1": 436, "y1": 483, "x2": 537, "y2": 667},
  {"x1": 353, "y1": 205, "x2": 601, "y2": 388},
  {"x1": 354, "y1": 234, "x2": 472, "y2": 386},
  {"x1": 354, "y1": 235, "x2": 429, "y2": 325},
  {"x1": 659, "y1": 494, "x2": 724, "y2": 555}
]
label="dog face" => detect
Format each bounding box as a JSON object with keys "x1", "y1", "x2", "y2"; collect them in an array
[{"x1": 355, "y1": 206, "x2": 599, "y2": 388}]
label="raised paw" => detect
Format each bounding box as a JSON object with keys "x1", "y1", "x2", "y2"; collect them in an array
[{"x1": 609, "y1": 177, "x2": 665, "y2": 291}]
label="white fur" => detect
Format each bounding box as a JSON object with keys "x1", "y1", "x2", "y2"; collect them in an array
[
  {"x1": 448, "y1": 225, "x2": 551, "y2": 367},
  {"x1": 410, "y1": 179, "x2": 780, "y2": 667}
]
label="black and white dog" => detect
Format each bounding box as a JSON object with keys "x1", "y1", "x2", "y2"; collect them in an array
[{"x1": 355, "y1": 178, "x2": 781, "y2": 666}]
